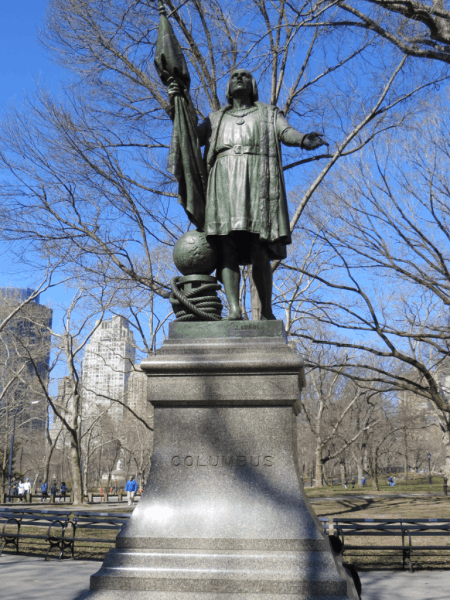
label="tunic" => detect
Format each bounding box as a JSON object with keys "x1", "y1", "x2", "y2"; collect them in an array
[
  {"x1": 205, "y1": 111, "x2": 263, "y2": 238},
  {"x1": 197, "y1": 102, "x2": 305, "y2": 263}
]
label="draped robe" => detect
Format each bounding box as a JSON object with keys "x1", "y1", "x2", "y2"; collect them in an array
[{"x1": 197, "y1": 102, "x2": 306, "y2": 263}]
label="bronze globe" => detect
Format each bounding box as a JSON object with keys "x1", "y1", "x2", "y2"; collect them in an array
[{"x1": 173, "y1": 230, "x2": 217, "y2": 276}]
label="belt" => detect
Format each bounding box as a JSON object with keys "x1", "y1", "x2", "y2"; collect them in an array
[{"x1": 216, "y1": 145, "x2": 259, "y2": 158}]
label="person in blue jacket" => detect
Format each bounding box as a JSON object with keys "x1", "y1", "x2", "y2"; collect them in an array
[
  {"x1": 125, "y1": 476, "x2": 138, "y2": 506},
  {"x1": 41, "y1": 482, "x2": 48, "y2": 503}
]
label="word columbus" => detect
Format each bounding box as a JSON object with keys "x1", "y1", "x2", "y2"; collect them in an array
[{"x1": 171, "y1": 455, "x2": 274, "y2": 468}]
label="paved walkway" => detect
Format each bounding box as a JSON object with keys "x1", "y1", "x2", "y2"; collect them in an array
[{"x1": 1, "y1": 555, "x2": 449, "y2": 599}]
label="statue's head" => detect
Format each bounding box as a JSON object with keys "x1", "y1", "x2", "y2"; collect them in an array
[{"x1": 226, "y1": 69, "x2": 259, "y2": 104}]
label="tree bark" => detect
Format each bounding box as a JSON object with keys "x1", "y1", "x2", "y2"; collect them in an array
[
  {"x1": 42, "y1": 408, "x2": 59, "y2": 485},
  {"x1": 249, "y1": 268, "x2": 262, "y2": 321},
  {"x1": 42, "y1": 442, "x2": 56, "y2": 486},
  {"x1": 69, "y1": 441, "x2": 84, "y2": 504},
  {"x1": 314, "y1": 445, "x2": 324, "y2": 487},
  {"x1": 357, "y1": 462, "x2": 363, "y2": 487},
  {"x1": 339, "y1": 462, "x2": 347, "y2": 489},
  {"x1": 372, "y1": 454, "x2": 380, "y2": 491},
  {"x1": 442, "y1": 429, "x2": 450, "y2": 483}
]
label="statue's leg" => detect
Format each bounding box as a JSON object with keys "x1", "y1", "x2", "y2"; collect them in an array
[
  {"x1": 251, "y1": 238, "x2": 276, "y2": 321},
  {"x1": 217, "y1": 236, "x2": 242, "y2": 320}
]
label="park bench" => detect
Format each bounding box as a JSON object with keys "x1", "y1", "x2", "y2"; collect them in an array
[
  {"x1": 0, "y1": 507, "x2": 74, "y2": 560},
  {"x1": 319, "y1": 517, "x2": 330, "y2": 534},
  {"x1": 60, "y1": 511, "x2": 130, "y2": 556},
  {"x1": 332, "y1": 517, "x2": 450, "y2": 571}
]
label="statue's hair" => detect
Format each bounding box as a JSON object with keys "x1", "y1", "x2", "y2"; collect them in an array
[{"x1": 225, "y1": 70, "x2": 259, "y2": 104}]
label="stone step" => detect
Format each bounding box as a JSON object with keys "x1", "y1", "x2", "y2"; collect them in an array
[
  {"x1": 97, "y1": 548, "x2": 343, "y2": 580},
  {"x1": 78, "y1": 591, "x2": 351, "y2": 600}
]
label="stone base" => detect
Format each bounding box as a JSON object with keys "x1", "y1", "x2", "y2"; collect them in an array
[
  {"x1": 78, "y1": 593, "x2": 352, "y2": 600},
  {"x1": 76, "y1": 322, "x2": 359, "y2": 600}
]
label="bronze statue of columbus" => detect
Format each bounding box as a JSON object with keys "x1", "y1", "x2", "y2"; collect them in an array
[{"x1": 169, "y1": 70, "x2": 327, "y2": 321}]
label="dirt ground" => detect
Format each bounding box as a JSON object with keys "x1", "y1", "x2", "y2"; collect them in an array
[{"x1": 309, "y1": 493, "x2": 450, "y2": 520}]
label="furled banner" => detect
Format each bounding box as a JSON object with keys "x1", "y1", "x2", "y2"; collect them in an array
[{"x1": 154, "y1": 0, "x2": 207, "y2": 230}]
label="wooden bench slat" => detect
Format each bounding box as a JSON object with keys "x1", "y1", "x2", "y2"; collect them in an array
[{"x1": 76, "y1": 539, "x2": 115, "y2": 544}]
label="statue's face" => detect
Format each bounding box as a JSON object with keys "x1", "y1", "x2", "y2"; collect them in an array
[{"x1": 229, "y1": 70, "x2": 253, "y2": 99}]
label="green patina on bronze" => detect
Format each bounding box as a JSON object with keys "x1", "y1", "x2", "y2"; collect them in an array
[
  {"x1": 155, "y1": 4, "x2": 327, "y2": 321},
  {"x1": 168, "y1": 319, "x2": 287, "y2": 340},
  {"x1": 154, "y1": 0, "x2": 207, "y2": 230},
  {"x1": 173, "y1": 231, "x2": 216, "y2": 276}
]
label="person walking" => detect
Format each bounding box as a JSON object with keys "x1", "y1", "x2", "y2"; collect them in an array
[
  {"x1": 12, "y1": 481, "x2": 18, "y2": 498},
  {"x1": 50, "y1": 482, "x2": 58, "y2": 503},
  {"x1": 17, "y1": 480, "x2": 24, "y2": 502},
  {"x1": 41, "y1": 481, "x2": 48, "y2": 503},
  {"x1": 361, "y1": 476, "x2": 366, "y2": 487},
  {"x1": 125, "y1": 476, "x2": 138, "y2": 506},
  {"x1": 60, "y1": 482, "x2": 67, "y2": 503},
  {"x1": 23, "y1": 478, "x2": 31, "y2": 501}
]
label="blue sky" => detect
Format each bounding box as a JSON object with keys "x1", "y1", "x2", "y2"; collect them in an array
[
  {"x1": 0, "y1": 2, "x2": 170, "y2": 355},
  {"x1": 0, "y1": 1, "x2": 69, "y2": 322},
  {"x1": 0, "y1": 1, "x2": 60, "y2": 107}
]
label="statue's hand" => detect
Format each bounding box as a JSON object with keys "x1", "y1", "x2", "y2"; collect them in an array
[
  {"x1": 302, "y1": 132, "x2": 328, "y2": 151},
  {"x1": 168, "y1": 80, "x2": 182, "y2": 99}
]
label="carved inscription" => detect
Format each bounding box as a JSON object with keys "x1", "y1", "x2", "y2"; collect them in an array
[
  {"x1": 233, "y1": 323, "x2": 265, "y2": 331},
  {"x1": 171, "y1": 455, "x2": 274, "y2": 468}
]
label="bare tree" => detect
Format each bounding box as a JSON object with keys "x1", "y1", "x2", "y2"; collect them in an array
[
  {"x1": 19, "y1": 285, "x2": 158, "y2": 503},
  {"x1": 290, "y1": 98, "x2": 450, "y2": 480},
  {"x1": 298, "y1": 340, "x2": 383, "y2": 486},
  {"x1": 314, "y1": 0, "x2": 450, "y2": 65}
]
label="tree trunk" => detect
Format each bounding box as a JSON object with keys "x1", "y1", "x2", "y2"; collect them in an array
[
  {"x1": 249, "y1": 268, "x2": 261, "y2": 321},
  {"x1": 42, "y1": 443, "x2": 55, "y2": 485},
  {"x1": 83, "y1": 463, "x2": 88, "y2": 493},
  {"x1": 339, "y1": 462, "x2": 347, "y2": 488},
  {"x1": 42, "y1": 426, "x2": 61, "y2": 486},
  {"x1": 363, "y1": 446, "x2": 369, "y2": 474},
  {"x1": 1, "y1": 437, "x2": 8, "y2": 495},
  {"x1": 314, "y1": 446, "x2": 324, "y2": 487},
  {"x1": 69, "y1": 441, "x2": 84, "y2": 504},
  {"x1": 357, "y1": 462, "x2": 363, "y2": 487},
  {"x1": 442, "y1": 429, "x2": 450, "y2": 483},
  {"x1": 372, "y1": 454, "x2": 380, "y2": 491}
]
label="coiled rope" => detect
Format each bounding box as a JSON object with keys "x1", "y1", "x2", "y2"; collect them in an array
[{"x1": 170, "y1": 276, "x2": 223, "y2": 321}]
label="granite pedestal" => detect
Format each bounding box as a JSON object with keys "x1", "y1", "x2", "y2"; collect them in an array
[{"x1": 77, "y1": 321, "x2": 360, "y2": 600}]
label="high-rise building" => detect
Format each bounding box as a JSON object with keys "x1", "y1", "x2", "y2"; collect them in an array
[
  {"x1": 82, "y1": 316, "x2": 136, "y2": 423},
  {"x1": 0, "y1": 287, "x2": 52, "y2": 430},
  {"x1": 126, "y1": 366, "x2": 150, "y2": 421}
]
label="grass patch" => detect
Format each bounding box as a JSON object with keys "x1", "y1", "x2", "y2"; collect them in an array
[
  {"x1": 305, "y1": 475, "x2": 447, "y2": 498},
  {"x1": 310, "y1": 493, "x2": 450, "y2": 519}
]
